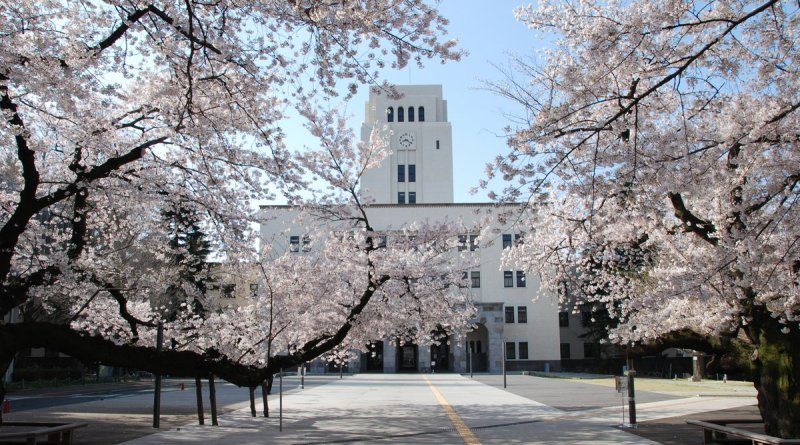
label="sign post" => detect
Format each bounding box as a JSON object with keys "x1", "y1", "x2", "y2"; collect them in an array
[{"x1": 152, "y1": 322, "x2": 163, "y2": 429}]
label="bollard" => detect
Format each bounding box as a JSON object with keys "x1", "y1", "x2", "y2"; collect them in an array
[
  {"x1": 180, "y1": 383, "x2": 185, "y2": 391},
  {"x1": 2, "y1": 399, "x2": 10, "y2": 414}
]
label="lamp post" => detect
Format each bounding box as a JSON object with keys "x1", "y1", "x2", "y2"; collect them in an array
[
  {"x1": 152, "y1": 322, "x2": 163, "y2": 428},
  {"x1": 502, "y1": 337, "x2": 507, "y2": 389},
  {"x1": 468, "y1": 343, "x2": 473, "y2": 378}
]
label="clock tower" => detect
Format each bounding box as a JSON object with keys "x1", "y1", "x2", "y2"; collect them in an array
[{"x1": 359, "y1": 85, "x2": 454, "y2": 204}]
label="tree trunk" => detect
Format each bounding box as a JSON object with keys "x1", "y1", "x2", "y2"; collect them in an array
[
  {"x1": 748, "y1": 312, "x2": 800, "y2": 439},
  {"x1": 0, "y1": 351, "x2": 13, "y2": 425}
]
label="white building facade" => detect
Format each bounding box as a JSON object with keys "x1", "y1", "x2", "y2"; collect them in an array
[{"x1": 260, "y1": 85, "x2": 561, "y2": 373}]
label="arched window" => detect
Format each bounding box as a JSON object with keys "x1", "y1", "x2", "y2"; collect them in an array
[
  {"x1": 397, "y1": 106, "x2": 404, "y2": 122},
  {"x1": 387, "y1": 107, "x2": 394, "y2": 122},
  {"x1": 408, "y1": 106, "x2": 415, "y2": 122},
  {"x1": 418, "y1": 106, "x2": 425, "y2": 122}
]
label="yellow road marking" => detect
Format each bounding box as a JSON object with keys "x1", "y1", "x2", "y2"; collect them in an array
[{"x1": 422, "y1": 374, "x2": 482, "y2": 445}]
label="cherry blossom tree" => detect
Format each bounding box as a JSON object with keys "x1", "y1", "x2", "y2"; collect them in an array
[
  {"x1": 0, "y1": 0, "x2": 464, "y2": 398},
  {"x1": 490, "y1": 0, "x2": 800, "y2": 438}
]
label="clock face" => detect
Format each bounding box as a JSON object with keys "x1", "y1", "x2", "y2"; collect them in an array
[{"x1": 398, "y1": 133, "x2": 415, "y2": 148}]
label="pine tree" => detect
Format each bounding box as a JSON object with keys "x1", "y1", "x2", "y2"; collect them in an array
[{"x1": 162, "y1": 202, "x2": 213, "y2": 320}]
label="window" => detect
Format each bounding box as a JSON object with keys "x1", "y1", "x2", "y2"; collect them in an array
[
  {"x1": 469, "y1": 340, "x2": 482, "y2": 353},
  {"x1": 458, "y1": 235, "x2": 468, "y2": 251},
  {"x1": 558, "y1": 311, "x2": 570, "y2": 327},
  {"x1": 471, "y1": 271, "x2": 481, "y2": 288},
  {"x1": 505, "y1": 342, "x2": 516, "y2": 360},
  {"x1": 418, "y1": 106, "x2": 425, "y2": 122},
  {"x1": 503, "y1": 271, "x2": 513, "y2": 287},
  {"x1": 397, "y1": 106, "x2": 404, "y2": 122},
  {"x1": 289, "y1": 235, "x2": 300, "y2": 252},
  {"x1": 387, "y1": 106, "x2": 394, "y2": 122},
  {"x1": 519, "y1": 342, "x2": 529, "y2": 360},
  {"x1": 398, "y1": 192, "x2": 405, "y2": 204},
  {"x1": 560, "y1": 343, "x2": 571, "y2": 359},
  {"x1": 469, "y1": 234, "x2": 479, "y2": 251},
  {"x1": 408, "y1": 165, "x2": 416, "y2": 182},
  {"x1": 249, "y1": 283, "x2": 259, "y2": 297},
  {"x1": 505, "y1": 306, "x2": 515, "y2": 323},
  {"x1": 502, "y1": 234, "x2": 512, "y2": 249},
  {"x1": 302, "y1": 235, "x2": 311, "y2": 252},
  {"x1": 517, "y1": 306, "x2": 527, "y2": 323},
  {"x1": 516, "y1": 270, "x2": 526, "y2": 287},
  {"x1": 581, "y1": 308, "x2": 592, "y2": 327},
  {"x1": 222, "y1": 284, "x2": 236, "y2": 298},
  {"x1": 398, "y1": 164, "x2": 405, "y2": 182},
  {"x1": 435, "y1": 140, "x2": 440, "y2": 150},
  {"x1": 515, "y1": 233, "x2": 524, "y2": 245},
  {"x1": 583, "y1": 342, "x2": 599, "y2": 358},
  {"x1": 408, "y1": 192, "x2": 416, "y2": 204},
  {"x1": 408, "y1": 106, "x2": 415, "y2": 122}
]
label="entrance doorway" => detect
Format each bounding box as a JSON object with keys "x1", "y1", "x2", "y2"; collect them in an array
[
  {"x1": 362, "y1": 341, "x2": 384, "y2": 372},
  {"x1": 430, "y1": 339, "x2": 450, "y2": 372},
  {"x1": 396, "y1": 343, "x2": 418, "y2": 372},
  {"x1": 466, "y1": 324, "x2": 489, "y2": 372}
]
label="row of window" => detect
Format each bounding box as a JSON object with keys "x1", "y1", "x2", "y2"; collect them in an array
[
  {"x1": 505, "y1": 305, "x2": 528, "y2": 323},
  {"x1": 505, "y1": 341, "x2": 529, "y2": 360},
  {"x1": 468, "y1": 340, "x2": 530, "y2": 360},
  {"x1": 502, "y1": 233, "x2": 524, "y2": 249},
  {"x1": 397, "y1": 192, "x2": 416, "y2": 204},
  {"x1": 558, "y1": 310, "x2": 593, "y2": 327},
  {"x1": 461, "y1": 271, "x2": 525, "y2": 289},
  {"x1": 289, "y1": 235, "x2": 311, "y2": 252},
  {"x1": 457, "y1": 234, "x2": 479, "y2": 251},
  {"x1": 397, "y1": 164, "x2": 416, "y2": 182},
  {"x1": 387, "y1": 106, "x2": 425, "y2": 122},
  {"x1": 504, "y1": 270, "x2": 526, "y2": 287},
  {"x1": 211, "y1": 283, "x2": 259, "y2": 299},
  {"x1": 560, "y1": 342, "x2": 601, "y2": 359}
]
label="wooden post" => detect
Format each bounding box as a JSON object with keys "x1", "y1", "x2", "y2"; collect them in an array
[
  {"x1": 261, "y1": 380, "x2": 269, "y2": 417},
  {"x1": 195, "y1": 377, "x2": 204, "y2": 425},
  {"x1": 152, "y1": 322, "x2": 163, "y2": 429},
  {"x1": 249, "y1": 386, "x2": 256, "y2": 417},
  {"x1": 209, "y1": 375, "x2": 218, "y2": 426}
]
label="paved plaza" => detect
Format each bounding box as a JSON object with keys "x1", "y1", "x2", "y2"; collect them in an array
[{"x1": 112, "y1": 373, "x2": 756, "y2": 445}]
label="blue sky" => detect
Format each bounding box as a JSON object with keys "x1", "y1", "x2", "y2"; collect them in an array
[{"x1": 279, "y1": 1, "x2": 546, "y2": 203}]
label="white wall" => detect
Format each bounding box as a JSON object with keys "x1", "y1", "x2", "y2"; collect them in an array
[{"x1": 259, "y1": 203, "x2": 561, "y2": 362}]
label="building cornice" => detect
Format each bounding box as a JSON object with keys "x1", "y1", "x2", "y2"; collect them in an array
[{"x1": 259, "y1": 202, "x2": 524, "y2": 209}]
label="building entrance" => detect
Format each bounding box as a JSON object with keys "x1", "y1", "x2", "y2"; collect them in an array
[
  {"x1": 396, "y1": 343, "x2": 418, "y2": 372},
  {"x1": 430, "y1": 340, "x2": 450, "y2": 372},
  {"x1": 466, "y1": 324, "x2": 489, "y2": 372},
  {"x1": 362, "y1": 341, "x2": 384, "y2": 372}
]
